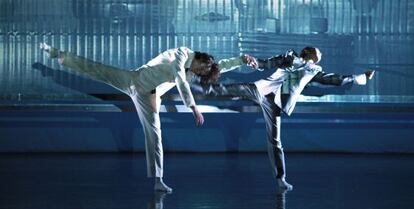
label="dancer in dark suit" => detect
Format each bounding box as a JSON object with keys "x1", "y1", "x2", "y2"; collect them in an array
[{"x1": 193, "y1": 46, "x2": 375, "y2": 191}]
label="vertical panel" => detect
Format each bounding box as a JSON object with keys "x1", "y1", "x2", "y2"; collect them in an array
[{"x1": 0, "y1": 0, "x2": 413, "y2": 99}]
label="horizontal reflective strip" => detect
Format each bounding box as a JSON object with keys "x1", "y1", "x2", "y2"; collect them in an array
[{"x1": 255, "y1": 118, "x2": 414, "y2": 124}]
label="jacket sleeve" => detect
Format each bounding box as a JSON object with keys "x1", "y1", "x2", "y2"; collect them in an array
[
  {"x1": 174, "y1": 47, "x2": 196, "y2": 107},
  {"x1": 257, "y1": 49, "x2": 297, "y2": 70},
  {"x1": 217, "y1": 56, "x2": 244, "y2": 73}
]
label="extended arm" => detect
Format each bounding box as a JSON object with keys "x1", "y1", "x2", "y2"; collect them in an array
[
  {"x1": 191, "y1": 54, "x2": 258, "y2": 96},
  {"x1": 218, "y1": 54, "x2": 259, "y2": 73},
  {"x1": 257, "y1": 50, "x2": 297, "y2": 71},
  {"x1": 218, "y1": 56, "x2": 244, "y2": 73},
  {"x1": 175, "y1": 47, "x2": 204, "y2": 126}
]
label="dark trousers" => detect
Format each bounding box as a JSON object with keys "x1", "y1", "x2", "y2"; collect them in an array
[{"x1": 201, "y1": 83, "x2": 286, "y2": 179}]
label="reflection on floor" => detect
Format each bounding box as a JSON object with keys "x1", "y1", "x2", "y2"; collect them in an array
[{"x1": 0, "y1": 153, "x2": 413, "y2": 209}]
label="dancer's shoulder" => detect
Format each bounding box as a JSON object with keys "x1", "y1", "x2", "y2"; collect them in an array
[{"x1": 306, "y1": 63, "x2": 322, "y2": 73}]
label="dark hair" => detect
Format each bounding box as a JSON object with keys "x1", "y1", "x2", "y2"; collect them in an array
[
  {"x1": 300, "y1": 46, "x2": 319, "y2": 63},
  {"x1": 199, "y1": 63, "x2": 220, "y2": 84},
  {"x1": 194, "y1": 51, "x2": 215, "y2": 65},
  {"x1": 193, "y1": 51, "x2": 219, "y2": 84}
]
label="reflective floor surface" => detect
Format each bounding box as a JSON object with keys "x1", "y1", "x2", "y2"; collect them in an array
[{"x1": 0, "y1": 153, "x2": 413, "y2": 209}]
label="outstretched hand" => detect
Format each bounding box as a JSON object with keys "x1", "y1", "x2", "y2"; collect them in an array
[
  {"x1": 39, "y1": 42, "x2": 50, "y2": 51},
  {"x1": 190, "y1": 105, "x2": 204, "y2": 126},
  {"x1": 242, "y1": 54, "x2": 259, "y2": 69},
  {"x1": 365, "y1": 69, "x2": 375, "y2": 80}
]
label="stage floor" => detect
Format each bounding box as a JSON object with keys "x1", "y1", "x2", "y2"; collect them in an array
[{"x1": 0, "y1": 153, "x2": 413, "y2": 209}]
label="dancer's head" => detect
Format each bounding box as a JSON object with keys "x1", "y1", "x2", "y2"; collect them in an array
[
  {"x1": 191, "y1": 51, "x2": 220, "y2": 84},
  {"x1": 300, "y1": 46, "x2": 322, "y2": 64}
]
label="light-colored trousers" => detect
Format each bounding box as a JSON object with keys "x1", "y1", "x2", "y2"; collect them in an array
[
  {"x1": 202, "y1": 83, "x2": 286, "y2": 179},
  {"x1": 60, "y1": 51, "x2": 164, "y2": 178}
]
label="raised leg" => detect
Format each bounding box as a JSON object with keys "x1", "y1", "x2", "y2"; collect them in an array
[{"x1": 40, "y1": 43, "x2": 136, "y2": 95}]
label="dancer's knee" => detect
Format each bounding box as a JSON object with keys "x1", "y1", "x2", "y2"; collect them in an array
[{"x1": 268, "y1": 138, "x2": 283, "y2": 150}]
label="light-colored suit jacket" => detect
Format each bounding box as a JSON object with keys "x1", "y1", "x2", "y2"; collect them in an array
[
  {"x1": 136, "y1": 47, "x2": 244, "y2": 108},
  {"x1": 135, "y1": 47, "x2": 196, "y2": 107}
]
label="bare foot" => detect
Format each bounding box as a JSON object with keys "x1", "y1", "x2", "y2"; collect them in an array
[
  {"x1": 154, "y1": 181, "x2": 173, "y2": 193},
  {"x1": 277, "y1": 178, "x2": 293, "y2": 191}
]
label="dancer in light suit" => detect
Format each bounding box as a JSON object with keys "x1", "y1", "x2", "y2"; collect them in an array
[
  {"x1": 40, "y1": 43, "x2": 255, "y2": 193},
  {"x1": 194, "y1": 46, "x2": 375, "y2": 191}
]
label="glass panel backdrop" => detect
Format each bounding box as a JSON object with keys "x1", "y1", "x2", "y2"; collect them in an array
[{"x1": 1, "y1": 0, "x2": 413, "y2": 104}]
